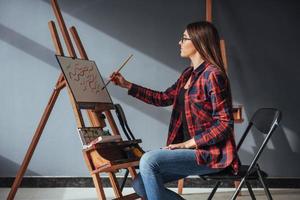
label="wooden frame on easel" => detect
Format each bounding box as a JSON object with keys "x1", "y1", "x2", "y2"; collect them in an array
[
  {"x1": 177, "y1": 0, "x2": 243, "y2": 195},
  {"x1": 7, "y1": 0, "x2": 142, "y2": 200}
]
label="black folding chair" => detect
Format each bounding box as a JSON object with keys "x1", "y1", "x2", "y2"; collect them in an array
[
  {"x1": 114, "y1": 104, "x2": 145, "y2": 191},
  {"x1": 203, "y1": 108, "x2": 282, "y2": 200}
]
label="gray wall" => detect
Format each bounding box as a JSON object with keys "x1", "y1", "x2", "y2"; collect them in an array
[{"x1": 0, "y1": 0, "x2": 299, "y2": 178}]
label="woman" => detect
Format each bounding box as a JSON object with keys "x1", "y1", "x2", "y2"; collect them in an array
[{"x1": 110, "y1": 21, "x2": 239, "y2": 200}]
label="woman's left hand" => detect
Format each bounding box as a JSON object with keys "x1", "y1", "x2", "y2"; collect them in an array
[
  {"x1": 163, "y1": 138, "x2": 197, "y2": 150},
  {"x1": 164, "y1": 142, "x2": 187, "y2": 150}
]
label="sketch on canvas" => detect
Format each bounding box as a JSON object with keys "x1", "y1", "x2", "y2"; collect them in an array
[{"x1": 56, "y1": 55, "x2": 113, "y2": 106}]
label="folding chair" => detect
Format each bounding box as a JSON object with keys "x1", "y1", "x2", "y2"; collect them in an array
[{"x1": 203, "y1": 108, "x2": 282, "y2": 200}]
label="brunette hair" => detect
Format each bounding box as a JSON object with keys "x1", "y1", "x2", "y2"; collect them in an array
[
  {"x1": 187, "y1": 21, "x2": 232, "y2": 105},
  {"x1": 186, "y1": 21, "x2": 225, "y2": 73}
]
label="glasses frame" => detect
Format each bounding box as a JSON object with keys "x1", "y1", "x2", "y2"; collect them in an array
[{"x1": 180, "y1": 37, "x2": 192, "y2": 43}]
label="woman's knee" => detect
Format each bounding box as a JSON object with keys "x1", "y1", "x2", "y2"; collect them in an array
[{"x1": 139, "y1": 150, "x2": 161, "y2": 174}]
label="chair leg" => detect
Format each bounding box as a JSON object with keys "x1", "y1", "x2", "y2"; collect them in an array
[
  {"x1": 207, "y1": 181, "x2": 221, "y2": 200},
  {"x1": 257, "y1": 169, "x2": 273, "y2": 200},
  {"x1": 245, "y1": 181, "x2": 256, "y2": 200},
  {"x1": 230, "y1": 178, "x2": 246, "y2": 200},
  {"x1": 120, "y1": 169, "x2": 129, "y2": 192}
]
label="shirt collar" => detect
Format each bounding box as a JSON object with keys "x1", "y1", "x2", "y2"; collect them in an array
[
  {"x1": 187, "y1": 61, "x2": 207, "y2": 78},
  {"x1": 193, "y1": 61, "x2": 206, "y2": 74},
  {"x1": 183, "y1": 61, "x2": 208, "y2": 82}
]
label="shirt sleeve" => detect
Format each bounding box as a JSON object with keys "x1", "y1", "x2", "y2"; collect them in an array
[
  {"x1": 127, "y1": 67, "x2": 191, "y2": 107},
  {"x1": 127, "y1": 80, "x2": 179, "y2": 107},
  {"x1": 193, "y1": 70, "x2": 234, "y2": 148}
]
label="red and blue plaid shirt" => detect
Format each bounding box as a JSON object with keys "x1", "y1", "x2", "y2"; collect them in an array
[{"x1": 128, "y1": 62, "x2": 239, "y2": 172}]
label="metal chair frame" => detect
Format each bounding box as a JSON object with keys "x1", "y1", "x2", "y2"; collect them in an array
[{"x1": 204, "y1": 108, "x2": 282, "y2": 200}]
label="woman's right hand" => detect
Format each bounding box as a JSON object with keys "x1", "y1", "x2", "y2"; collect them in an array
[{"x1": 110, "y1": 72, "x2": 132, "y2": 89}]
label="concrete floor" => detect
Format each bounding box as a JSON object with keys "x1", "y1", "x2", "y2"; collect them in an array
[{"x1": 1, "y1": 188, "x2": 300, "y2": 200}]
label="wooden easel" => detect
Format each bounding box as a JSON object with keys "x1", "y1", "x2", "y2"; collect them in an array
[
  {"x1": 7, "y1": 0, "x2": 142, "y2": 199},
  {"x1": 177, "y1": 0, "x2": 243, "y2": 195}
]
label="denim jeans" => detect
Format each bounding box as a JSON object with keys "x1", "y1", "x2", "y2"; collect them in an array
[{"x1": 132, "y1": 149, "x2": 222, "y2": 200}]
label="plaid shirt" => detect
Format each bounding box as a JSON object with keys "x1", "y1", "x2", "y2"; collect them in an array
[{"x1": 128, "y1": 62, "x2": 239, "y2": 172}]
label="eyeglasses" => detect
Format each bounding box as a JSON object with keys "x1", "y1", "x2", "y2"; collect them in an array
[{"x1": 180, "y1": 36, "x2": 191, "y2": 43}]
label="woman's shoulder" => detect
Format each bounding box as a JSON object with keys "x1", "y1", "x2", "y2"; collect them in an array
[
  {"x1": 203, "y1": 63, "x2": 227, "y2": 80},
  {"x1": 204, "y1": 63, "x2": 223, "y2": 73}
]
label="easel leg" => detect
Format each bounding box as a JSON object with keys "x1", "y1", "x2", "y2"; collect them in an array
[
  {"x1": 177, "y1": 179, "x2": 184, "y2": 194},
  {"x1": 108, "y1": 172, "x2": 123, "y2": 198},
  {"x1": 92, "y1": 173, "x2": 107, "y2": 200},
  {"x1": 234, "y1": 181, "x2": 242, "y2": 196},
  {"x1": 128, "y1": 167, "x2": 137, "y2": 179},
  {"x1": 7, "y1": 79, "x2": 63, "y2": 200}
]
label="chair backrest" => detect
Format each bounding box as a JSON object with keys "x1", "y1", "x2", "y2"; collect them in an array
[
  {"x1": 250, "y1": 108, "x2": 282, "y2": 134},
  {"x1": 236, "y1": 108, "x2": 282, "y2": 175},
  {"x1": 236, "y1": 108, "x2": 281, "y2": 151}
]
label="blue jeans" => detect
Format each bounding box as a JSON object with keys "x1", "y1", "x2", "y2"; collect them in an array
[{"x1": 132, "y1": 149, "x2": 222, "y2": 200}]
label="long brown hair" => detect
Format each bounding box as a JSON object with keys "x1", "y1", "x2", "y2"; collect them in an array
[
  {"x1": 187, "y1": 21, "x2": 232, "y2": 105},
  {"x1": 186, "y1": 21, "x2": 225, "y2": 73}
]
